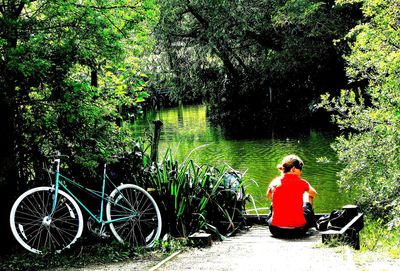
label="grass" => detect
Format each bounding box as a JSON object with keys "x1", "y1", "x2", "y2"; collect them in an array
[
  {"x1": 349, "y1": 218, "x2": 400, "y2": 271},
  {"x1": 359, "y1": 217, "x2": 400, "y2": 259},
  {"x1": 0, "y1": 237, "x2": 187, "y2": 271}
]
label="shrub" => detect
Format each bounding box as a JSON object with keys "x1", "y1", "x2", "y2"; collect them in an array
[{"x1": 319, "y1": 0, "x2": 400, "y2": 225}]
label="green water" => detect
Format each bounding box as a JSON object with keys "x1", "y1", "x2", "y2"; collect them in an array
[{"x1": 134, "y1": 104, "x2": 349, "y2": 213}]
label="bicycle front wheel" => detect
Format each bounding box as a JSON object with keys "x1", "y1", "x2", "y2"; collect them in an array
[
  {"x1": 10, "y1": 187, "x2": 84, "y2": 254},
  {"x1": 106, "y1": 184, "x2": 162, "y2": 248}
]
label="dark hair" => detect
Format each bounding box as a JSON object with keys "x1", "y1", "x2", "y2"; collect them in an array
[{"x1": 278, "y1": 155, "x2": 304, "y2": 173}]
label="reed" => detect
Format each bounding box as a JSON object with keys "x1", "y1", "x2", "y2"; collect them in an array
[
  {"x1": 110, "y1": 137, "x2": 247, "y2": 239},
  {"x1": 145, "y1": 148, "x2": 247, "y2": 238}
]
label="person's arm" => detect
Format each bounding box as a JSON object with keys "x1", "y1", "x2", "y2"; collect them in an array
[
  {"x1": 308, "y1": 185, "x2": 317, "y2": 198},
  {"x1": 267, "y1": 177, "x2": 281, "y2": 200},
  {"x1": 267, "y1": 186, "x2": 273, "y2": 200},
  {"x1": 304, "y1": 184, "x2": 317, "y2": 205}
]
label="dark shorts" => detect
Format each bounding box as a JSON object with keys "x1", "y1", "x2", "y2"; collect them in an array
[{"x1": 268, "y1": 202, "x2": 315, "y2": 238}]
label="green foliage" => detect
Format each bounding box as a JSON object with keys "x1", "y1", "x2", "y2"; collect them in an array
[
  {"x1": 0, "y1": 0, "x2": 160, "y2": 187},
  {"x1": 319, "y1": 0, "x2": 400, "y2": 223},
  {"x1": 145, "y1": 148, "x2": 246, "y2": 238},
  {"x1": 156, "y1": 235, "x2": 188, "y2": 253},
  {"x1": 155, "y1": 0, "x2": 360, "y2": 131},
  {"x1": 0, "y1": 1, "x2": 160, "y2": 255}
]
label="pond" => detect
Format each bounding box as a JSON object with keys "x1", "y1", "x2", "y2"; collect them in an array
[{"x1": 133, "y1": 104, "x2": 351, "y2": 214}]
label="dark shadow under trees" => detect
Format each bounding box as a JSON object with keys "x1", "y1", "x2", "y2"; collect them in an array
[{"x1": 155, "y1": 0, "x2": 362, "y2": 134}]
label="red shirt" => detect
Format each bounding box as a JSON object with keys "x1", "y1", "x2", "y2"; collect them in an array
[{"x1": 270, "y1": 174, "x2": 310, "y2": 228}]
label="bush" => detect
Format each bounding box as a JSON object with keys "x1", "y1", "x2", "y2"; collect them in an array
[{"x1": 319, "y1": 0, "x2": 400, "y2": 225}]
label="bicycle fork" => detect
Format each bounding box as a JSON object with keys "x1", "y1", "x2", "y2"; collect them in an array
[{"x1": 43, "y1": 159, "x2": 61, "y2": 226}]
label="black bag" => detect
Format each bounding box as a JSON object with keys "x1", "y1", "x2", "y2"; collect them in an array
[
  {"x1": 316, "y1": 209, "x2": 353, "y2": 231},
  {"x1": 316, "y1": 212, "x2": 334, "y2": 231}
]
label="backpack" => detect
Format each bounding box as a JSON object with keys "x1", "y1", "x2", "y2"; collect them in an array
[
  {"x1": 222, "y1": 171, "x2": 244, "y2": 201},
  {"x1": 316, "y1": 209, "x2": 354, "y2": 231}
]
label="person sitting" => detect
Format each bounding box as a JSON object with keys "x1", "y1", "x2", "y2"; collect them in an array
[{"x1": 266, "y1": 154, "x2": 317, "y2": 238}]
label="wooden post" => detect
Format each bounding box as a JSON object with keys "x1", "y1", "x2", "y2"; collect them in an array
[{"x1": 151, "y1": 120, "x2": 163, "y2": 162}]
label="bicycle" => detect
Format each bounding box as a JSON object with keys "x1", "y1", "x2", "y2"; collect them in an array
[{"x1": 9, "y1": 154, "x2": 162, "y2": 254}]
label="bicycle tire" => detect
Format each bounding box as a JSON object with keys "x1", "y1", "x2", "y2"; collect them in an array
[
  {"x1": 10, "y1": 186, "x2": 84, "y2": 254},
  {"x1": 106, "y1": 184, "x2": 162, "y2": 248}
]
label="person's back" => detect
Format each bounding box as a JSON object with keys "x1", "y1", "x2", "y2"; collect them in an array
[
  {"x1": 267, "y1": 154, "x2": 317, "y2": 238},
  {"x1": 271, "y1": 174, "x2": 309, "y2": 228}
]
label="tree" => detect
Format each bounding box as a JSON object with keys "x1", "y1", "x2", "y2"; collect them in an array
[
  {"x1": 156, "y1": 0, "x2": 359, "y2": 133},
  {"x1": 0, "y1": 0, "x2": 158, "y2": 186},
  {"x1": 0, "y1": 1, "x2": 159, "y2": 253},
  {"x1": 319, "y1": 0, "x2": 400, "y2": 225}
]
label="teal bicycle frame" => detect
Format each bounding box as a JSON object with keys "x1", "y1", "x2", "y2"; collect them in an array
[
  {"x1": 50, "y1": 158, "x2": 132, "y2": 225},
  {"x1": 10, "y1": 155, "x2": 162, "y2": 254}
]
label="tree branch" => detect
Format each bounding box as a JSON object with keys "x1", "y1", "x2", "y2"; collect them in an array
[
  {"x1": 15, "y1": 0, "x2": 25, "y2": 17},
  {"x1": 186, "y1": 0, "x2": 208, "y2": 29}
]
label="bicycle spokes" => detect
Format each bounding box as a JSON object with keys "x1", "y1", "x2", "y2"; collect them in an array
[
  {"x1": 10, "y1": 187, "x2": 83, "y2": 254},
  {"x1": 106, "y1": 184, "x2": 162, "y2": 247}
]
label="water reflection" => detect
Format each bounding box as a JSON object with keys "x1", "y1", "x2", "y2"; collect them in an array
[{"x1": 134, "y1": 104, "x2": 349, "y2": 213}]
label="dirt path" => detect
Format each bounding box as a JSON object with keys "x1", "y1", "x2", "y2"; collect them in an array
[
  {"x1": 153, "y1": 226, "x2": 356, "y2": 271},
  {"x1": 56, "y1": 226, "x2": 399, "y2": 271}
]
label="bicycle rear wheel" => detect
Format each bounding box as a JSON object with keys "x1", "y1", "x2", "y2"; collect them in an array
[
  {"x1": 106, "y1": 184, "x2": 162, "y2": 248},
  {"x1": 10, "y1": 187, "x2": 83, "y2": 254}
]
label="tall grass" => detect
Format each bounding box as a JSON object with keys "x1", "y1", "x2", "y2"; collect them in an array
[
  {"x1": 109, "y1": 138, "x2": 247, "y2": 239},
  {"x1": 145, "y1": 148, "x2": 247, "y2": 238}
]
